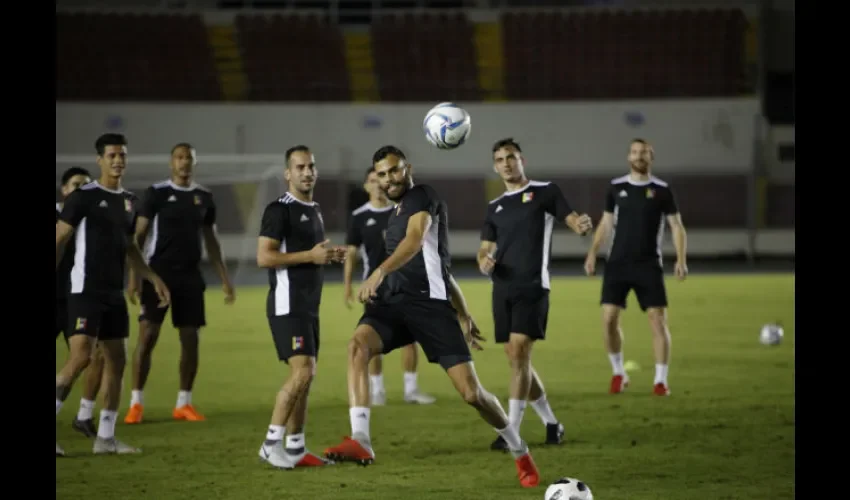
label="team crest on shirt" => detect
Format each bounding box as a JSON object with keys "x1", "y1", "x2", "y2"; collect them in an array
[
  {"x1": 646, "y1": 188, "x2": 655, "y2": 199},
  {"x1": 522, "y1": 192, "x2": 534, "y2": 203},
  {"x1": 75, "y1": 317, "x2": 87, "y2": 331},
  {"x1": 292, "y1": 336, "x2": 304, "y2": 350},
  {"x1": 194, "y1": 195, "x2": 202, "y2": 206},
  {"x1": 124, "y1": 199, "x2": 132, "y2": 212}
]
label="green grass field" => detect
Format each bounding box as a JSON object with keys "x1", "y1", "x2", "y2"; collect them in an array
[{"x1": 56, "y1": 274, "x2": 795, "y2": 500}]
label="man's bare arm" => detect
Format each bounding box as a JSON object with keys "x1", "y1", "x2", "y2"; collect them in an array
[
  {"x1": 587, "y1": 212, "x2": 615, "y2": 256},
  {"x1": 447, "y1": 273, "x2": 472, "y2": 318},
  {"x1": 343, "y1": 245, "x2": 360, "y2": 290},
  {"x1": 477, "y1": 240, "x2": 495, "y2": 263},
  {"x1": 256, "y1": 237, "x2": 314, "y2": 268},
  {"x1": 126, "y1": 238, "x2": 159, "y2": 282},
  {"x1": 375, "y1": 211, "x2": 431, "y2": 276},
  {"x1": 666, "y1": 213, "x2": 687, "y2": 263},
  {"x1": 56, "y1": 221, "x2": 75, "y2": 270},
  {"x1": 127, "y1": 216, "x2": 152, "y2": 288},
  {"x1": 202, "y1": 225, "x2": 233, "y2": 286}
]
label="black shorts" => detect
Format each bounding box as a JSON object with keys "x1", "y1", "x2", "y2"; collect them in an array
[
  {"x1": 601, "y1": 262, "x2": 668, "y2": 311},
  {"x1": 268, "y1": 314, "x2": 320, "y2": 363},
  {"x1": 492, "y1": 285, "x2": 549, "y2": 343},
  {"x1": 66, "y1": 293, "x2": 130, "y2": 340},
  {"x1": 140, "y1": 269, "x2": 206, "y2": 328},
  {"x1": 56, "y1": 298, "x2": 68, "y2": 340},
  {"x1": 358, "y1": 299, "x2": 471, "y2": 370}
]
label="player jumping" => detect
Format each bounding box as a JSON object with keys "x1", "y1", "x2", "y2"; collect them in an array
[
  {"x1": 343, "y1": 166, "x2": 435, "y2": 406},
  {"x1": 56, "y1": 134, "x2": 170, "y2": 456},
  {"x1": 478, "y1": 138, "x2": 593, "y2": 451},
  {"x1": 256, "y1": 145, "x2": 346, "y2": 469},
  {"x1": 324, "y1": 146, "x2": 541, "y2": 488},
  {"x1": 584, "y1": 139, "x2": 688, "y2": 396},
  {"x1": 123, "y1": 143, "x2": 235, "y2": 425}
]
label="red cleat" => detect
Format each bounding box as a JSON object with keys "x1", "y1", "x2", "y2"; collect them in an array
[
  {"x1": 296, "y1": 451, "x2": 333, "y2": 467},
  {"x1": 610, "y1": 374, "x2": 629, "y2": 394},
  {"x1": 515, "y1": 452, "x2": 540, "y2": 488},
  {"x1": 323, "y1": 436, "x2": 375, "y2": 465},
  {"x1": 653, "y1": 383, "x2": 671, "y2": 396}
]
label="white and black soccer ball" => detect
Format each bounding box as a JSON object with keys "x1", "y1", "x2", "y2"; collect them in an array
[
  {"x1": 759, "y1": 324, "x2": 784, "y2": 346},
  {"x1": 423, "y1": 102, "x2": 471, "y2": 150},
  {"x1": 544, "y1": 477, "x2": 594, "y2": 500}
]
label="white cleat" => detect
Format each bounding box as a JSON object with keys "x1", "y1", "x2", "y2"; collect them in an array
[
  {"x1": 94, "y1": 437, "x2": 142, "y2": 454},
  {"x1": 56, "y1": 442, "x2": 66, "y2": 457},
  {"x1": 404, "y1": 391, "x2": 436, "y2": 405},
  {"x1": 259, "y1": 440, "x2": 304, "y2": 470},
  {"x1": 370, "y1": 390, "x2": 387, "y2": 406}
]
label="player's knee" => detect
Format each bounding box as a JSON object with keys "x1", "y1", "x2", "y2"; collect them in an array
[
  {"x1": 647, "y1": 308, "x2": 667, "y2": 330},
  {"x1": 348, "y1": 336, "x2": 371, "y2": 363},
  {"x1": 602, "y1": 306, "x2": 620, "y2": 330},
  {"x1": 506, "y1": 334, "x2": 533, "y2": 363},
  {"x1": 178, "y1": 328, "x2": 200, "y2": 348},
  {"x1": 288, "y1": 362, "x2": 315, "y2": 391}
]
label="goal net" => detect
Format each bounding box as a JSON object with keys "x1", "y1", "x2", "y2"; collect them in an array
[{"x1": 55, "y1": 154, "x2": 292, "y2": 287}]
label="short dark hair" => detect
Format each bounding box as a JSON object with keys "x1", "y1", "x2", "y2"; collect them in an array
[
  {"x1": 372, "y1": 145, "x2": 407, "y2": 165},
  {"x1": 285, "y1": 145, "x2": 311, "y2": 167},
  {"x1": 61, "y1": 166, "x2": 91, "y2": 186},
  {"x1": 630, "y1": 138, "x2": 654, "y2": 158},
  {"x1": 492, "y1": 137, "x2": 522, "y2": 155},
  {"x1": 95, "y1": 133, "x2": 127, "y2": 156},
  {"x1": 171, "y1": 142, "x2": 194, "y2": 155}
]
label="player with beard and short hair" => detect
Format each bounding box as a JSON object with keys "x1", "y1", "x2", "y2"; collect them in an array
[
  {"x1": 324, "y1": 145, "x2": 541, "y2": 489},
  {"x1": 584, "y1": 139, "x2": 688, "y2": 396},
  {"x1": 256, "y1": 145, "x2": 347, "y2": 469},
  {"x1": 478, "y1": 138, "x2": 593, "y2": 452},
  {"x1": 123, "y1": 143, "x2": 235, "y2": 425},
  {"x1": 56, "y1": 166, "x2": 108, "y2": 439},
  {"x1": 343, "y1": 166, "x2": 435, "y2": 406},
  {"x1": 55, "y1": 133, "x2": 171, "y2": 456}
]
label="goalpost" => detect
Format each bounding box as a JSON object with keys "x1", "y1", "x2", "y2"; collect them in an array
[{"x1": 55, "y1": 154, "x2": 296, "y2": 287}]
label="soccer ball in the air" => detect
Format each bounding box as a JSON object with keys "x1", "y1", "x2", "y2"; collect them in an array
[
  {"x1": 544, "y1": 477, "x2": 594, "y2": 500},
  {"x1": 423, "y1": 102, "x2": 471, "y2": 150},
  {"x1": 759, "y1": 324, "x2": 784, "y2": 346}
]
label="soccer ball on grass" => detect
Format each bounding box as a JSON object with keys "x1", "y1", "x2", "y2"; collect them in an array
[
  {"x1": 544, "y1": 477, "x2": 594, "y2": 500},
  {"x1": 759, "y1": 323, "x2": 784, "y2": 346},
  {"x1": 423, "y1": 102, "x2": 471, "y2": 150}
]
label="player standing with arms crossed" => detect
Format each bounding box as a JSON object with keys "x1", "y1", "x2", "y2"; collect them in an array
[
  {"x1": 55, "y1": 134, "x2": 170, "y2": 456},
  {"x1": 478, "y1": 138, "x2": 593, "y2": 451},
  {"x1": 123, "y1": 143, "x2": 235, "y2": 425},
  {"x1": 324, "y1": 146, "x2": 541, "y2": 488},
  {"x1": 343, "y1": 166, "x2": 435, "y2": 406},
  {"x1": 56, "y1": 166, "x2": 108, "y2": 438},
  {"x1": 256, "y1": 146, "x2": 346, "y2": 469},
  {"x1": 584, "y1": 139, "x2": 688, "y2": 396}
]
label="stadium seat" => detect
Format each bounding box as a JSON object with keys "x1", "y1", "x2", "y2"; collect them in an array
[
  {"x1": 56, "y1": 12, "x2": 221, "y2": 101},
  {"x1": 235, "y1": 14, "x2": 350, "y2": 101}
]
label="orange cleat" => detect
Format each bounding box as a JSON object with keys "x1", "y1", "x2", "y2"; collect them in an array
[
  {"x1": 297, "y1": 452, "x2": 333, "y2": 467},
  {"x1": 610, "y1": 374, "x2": 629, "y2": 394},
  {"x1": 653, "y1": 383, "x2": 671, "y2": 396},
  {"x1": 515, "y1": 452, "x2": 540, "y2": 488},
  {"x1": 323, "y1": 436, "x2": 375, "y2": 465},
  {"x1": 123, "y1": 403, "x2": 144, "y2": 424},
  {"x1": 173, "y1": 404, "x2": 206, "y2": 421}
]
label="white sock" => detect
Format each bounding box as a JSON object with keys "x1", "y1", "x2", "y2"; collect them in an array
[
  {"x1": 350, "y1": 406, "x2": 371, "y2": 441},
  {"x1": 56, "y1": 399, "x2": 63, "y2": 416},
  {"x1": 508, "y1": 399, "x2": 527, "y2": 429},
  {"x1": 530, "y1": 395, "x2": 559, "y2": 425},
  {"x1": 176, "y1": 390, "x2": 191, "y2": 408},
  {"x1": 609, "y1": 352, "x2": 625, "y2": 375},
  {"x1": 77, "y1": 399, "x2": 95, "y2": 421},
  {"x1": 654, "y1": 364, "x2": 669, "y2": 385},
  {"x1": 403, "y1": 372, "x2": 418, "y2": 395},
  {"x1": 96, "y1": 410, "x2": 118, "y2": 439},
  {"x1": 131, "y1": 390, "x2": 144, "y2": 406},
  {"x1": 285, "y1": 433, "x2": 305, "y2": 450},
  {"x1": 266, "y1": 424, "x2": 285, "y2": 441},
  {"x1": 496, "y1": 423, "x2": 523, "y2": 451},
  {"x1": 369, "y1": 374, "x2": 385, "y2": 394}
]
